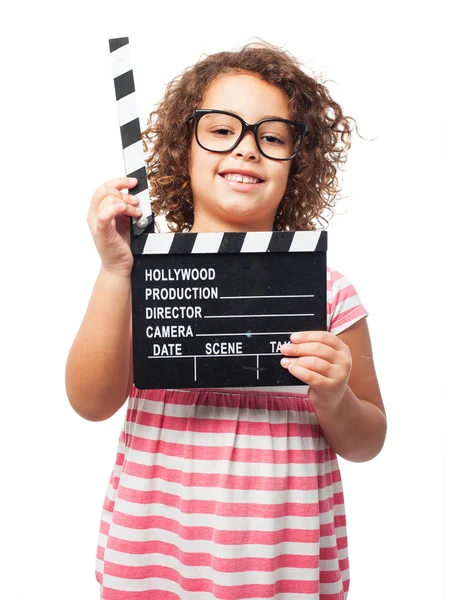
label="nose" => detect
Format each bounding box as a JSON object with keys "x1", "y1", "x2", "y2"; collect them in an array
[{"x1": 232, "y1": 131, "x2": 260, "y2": 161}]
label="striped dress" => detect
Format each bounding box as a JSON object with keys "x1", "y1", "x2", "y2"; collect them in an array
[{"x1": 96, "y1": 267, "x2": 368, "y2": 599}]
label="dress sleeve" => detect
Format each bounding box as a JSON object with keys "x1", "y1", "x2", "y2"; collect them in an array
[{"x1": 326, "y1": 267, "x2": 369, "y2": 335}]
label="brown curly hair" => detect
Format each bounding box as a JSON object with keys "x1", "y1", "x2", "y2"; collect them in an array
[{"x1": 142, "y1": 40, "x2": 361, "y2": 232}]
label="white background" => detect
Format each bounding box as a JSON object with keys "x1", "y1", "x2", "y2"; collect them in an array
[{"x1": 1, "y1": 1, "x2": 448, "y2": 598}]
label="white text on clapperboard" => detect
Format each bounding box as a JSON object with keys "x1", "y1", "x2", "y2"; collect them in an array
[{"x1": 144, "y1": 267, "x2": 289, "y2": 357}]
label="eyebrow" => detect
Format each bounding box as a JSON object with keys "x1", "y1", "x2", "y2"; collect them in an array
[{"x1": 214, "y1": 110, "x2": 288, "y2": 120}]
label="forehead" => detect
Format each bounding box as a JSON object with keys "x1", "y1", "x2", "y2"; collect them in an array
[{"x1": 200, "y1": 72, "x2": 290, "y2": 121}]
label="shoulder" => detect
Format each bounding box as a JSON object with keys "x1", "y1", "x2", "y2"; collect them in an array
[
  {"x1": 327, "y1": 265, "x2": 360, "y2": 298},
  {"x1": 327, "y1": 265, "x2": 351, "y2": 286},
  {"x1": 326, "y1": 266, "x2": 369, "y2": 335}
]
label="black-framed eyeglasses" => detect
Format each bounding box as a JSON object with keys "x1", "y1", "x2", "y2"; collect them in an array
[{"x1": 186, "y1": 109, "x2": 308, "y2": 161}]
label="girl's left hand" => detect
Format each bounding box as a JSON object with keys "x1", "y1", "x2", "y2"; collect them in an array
[{"x1": 280, "y1": 331, "x2": 352, "y2": 409}]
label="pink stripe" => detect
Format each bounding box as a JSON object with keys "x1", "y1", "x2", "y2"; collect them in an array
[
  {"x1": 102, "y1": 589, "x2": 179, "y2": 600},
  {"x1": 103, "y1": 496, "x2": 115, "y2": 513},
  {"x1": 337, "y1": 536, "x2": 348, "y2": 550},
  {"x1": 129, "y1": 387, "x2": 310, "y2": 407},
  {"x1": 332, "y1": 282, "x2": 357, "y2": 307},
  {"x1": 331, "y1": 305, "x2": 367, "y2": 330},
  {"x1": 320, "y1": 592, "x2": 345, "y2": 600},
  {"x1": 149, "y1": 391, "x2": 312, "y2": 408},
  {"x1": 117, "y1": 487, "x2": 342, "y2": 518},
  {"x1": 338, "y1": 557, "x2": 349, "y2": 573},
  {"x1": 321, "y1": 522, "x2": 344, "y2": 539},
  {"x1": 100, "y1": 521, "x2": 340, "y2": 548},
  {"x1": 106, "y1": 538, "x2": 320, "y2": 571},
  {"x1": 122, "y1": 461, "x2": 338, "y2": 492},
  {"x1": 103, "y1": 563, "x2": 319, "y2": 597},
  {"x1": 120, "y1": 432, "x2": 327, "y2": 464},
  {"x1": 333, "y1": 492, "x2": 344, "y2": 505},
  {"x1": 109, "y1": 514, "x2": 321, "y2": 544},
  {"x1": 126, "y1": 409, "x2": 320, "y2": 438},
  {"x1": 106, "y1": 532, "x2": 320, "y2": 555},
  {"x1": 320, "y1": 546, "x2": 338, "y2": 560},
  {"x1": 100, "y1": 519, "x2": 112, "y2": 537},
  {"x1": 334, "y1": 515, "x2": 346, "y2": 528},
  {"x1": 107, "y1": 459, "x2": 341, "y2": 494},
  {"x1": 319, "y1": 567, "x2": 343, "y2": 583},
  {"x1": 329, "y1": 269, "x2": 345, "y2": 284}
]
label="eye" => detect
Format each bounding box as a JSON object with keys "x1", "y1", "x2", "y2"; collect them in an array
[
  {"x1": 212, "y1": 127, "x2": 235, "y2": 137},
  {"x1": 260, "y1": 134, "x2": 285, "y2": 145}
]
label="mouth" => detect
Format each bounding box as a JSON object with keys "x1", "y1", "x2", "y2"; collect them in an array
[{"x1": 218, "y1": 170, "x2": 265, "y2": 190}]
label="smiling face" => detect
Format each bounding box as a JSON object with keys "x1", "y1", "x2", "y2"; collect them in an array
[{"x1": 188, "y1": 73, "x2": 292, "y2": 232}]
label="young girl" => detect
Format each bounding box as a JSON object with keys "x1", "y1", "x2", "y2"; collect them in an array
[{"x1": 66, "y1": 41, "x2": 386, "y2": 600}]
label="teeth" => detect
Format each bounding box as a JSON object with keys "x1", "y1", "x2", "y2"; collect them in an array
[{"x1": 222, "y1": 173, "x2": 261, "y2": 184}]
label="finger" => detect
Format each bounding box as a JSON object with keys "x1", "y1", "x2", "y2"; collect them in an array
[
  {"x1": 280, "y1": 341, "x2": 336, "y2": 362},
  {"x1": 105, "y1": 176, "x2": 138, "y2": 190},
  {"x1": 96, "y1": 202, "x2": 126, "y2": 232},
  {"x1": 290, "y1": 330, "x2": 342, "y2": 350},
  {"x1": 92, "y1": 196, "x2": 141, "y2": 228},
  {"x1": 280, "y1": 360, "x2": 328, "y2": 387},
  {"x1": 99, "y1": 198, "x2": 142, "y2": 224},
  {"x1": 281, "y1": 355, "x2": 334, "y2": 377},
  {"x1": 124, "y1": 193, "x2": 140, "y2": 205},
  {"x1": 98, "y1": 193, "x2": 141, "y2": 211},
  {"x1": 120, "y1": 202, "x2": 142, "y2": 217},
  {"x1": 90, "y1": 178, "x2": 138, "y2": 211}
]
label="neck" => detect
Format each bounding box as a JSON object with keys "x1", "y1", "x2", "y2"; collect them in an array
[{"x1": 190, "y1": 212, "x2": 275, "y2": 234}]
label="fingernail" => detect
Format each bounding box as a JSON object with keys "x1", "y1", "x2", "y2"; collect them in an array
[
  {"x1": 129, "y1": 177, "x2": 138, "y2": 183},
  {"x1": 281, "y1": 358, "x2": 293, "y2": 367},
  {"x1": 290, "y1": 333, "x2": 302, "y2": 342}
]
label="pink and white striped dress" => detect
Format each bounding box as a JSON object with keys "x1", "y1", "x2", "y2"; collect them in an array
[{"x1": 96, "y1": 267, "x2": 368, "y2": 599}]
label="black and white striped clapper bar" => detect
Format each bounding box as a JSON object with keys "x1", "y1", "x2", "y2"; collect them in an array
[{"x1": 109, "y1": 38, "x2": 328, "y2": 389}]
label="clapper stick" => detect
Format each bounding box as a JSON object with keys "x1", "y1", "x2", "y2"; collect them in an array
[{"x1": 109, "y1": 37, "x2": 154, "y2": 237}]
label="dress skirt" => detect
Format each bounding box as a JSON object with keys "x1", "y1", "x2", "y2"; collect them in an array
[{"x1": 95, "y1": 386, "x2": 350, "y2": 599}]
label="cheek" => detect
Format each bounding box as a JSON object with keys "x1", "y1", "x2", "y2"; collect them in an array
[
  {"x1": 273, "y1": 164, "x2": 291, "y2": 193},
  {"x1": 188, "y1": 140, "x2": 197, "y2": 178},
  {"x1": 189, "y1": 143, "x2": 212, "y2": 179}
]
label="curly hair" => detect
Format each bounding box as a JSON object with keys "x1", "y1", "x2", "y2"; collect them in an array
[{"x1": 142, "y1": 40, "x2": 361, "y2": 232}]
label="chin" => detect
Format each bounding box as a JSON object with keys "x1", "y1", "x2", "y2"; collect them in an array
[{"x1": 222, "y1": 211, "x2": 272, "y2": 231}]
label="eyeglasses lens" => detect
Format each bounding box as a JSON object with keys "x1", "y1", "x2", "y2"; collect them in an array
[{"x1": 197, "y1": 113, "x2": 302, "y2": 159}]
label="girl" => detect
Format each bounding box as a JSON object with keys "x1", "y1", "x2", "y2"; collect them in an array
[{"x1": 66, "y1": 41, "x2": 386, "y2": 600}]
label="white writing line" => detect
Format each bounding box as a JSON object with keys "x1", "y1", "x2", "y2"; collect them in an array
[
  {"x1": 204, "y1": 313, "x2": 314, "y2": 319},
  {"x1": 220, "y1": 294, "x2": 314, "y2": 299},
  {"x1": 196, "y1": 331, "x2": 293, "y2": 337},
  {"x1": 147, "y1": 353, "x2": 283, "y2": 359}
]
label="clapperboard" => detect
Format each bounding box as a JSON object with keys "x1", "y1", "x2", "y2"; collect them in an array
[{"x1": 109, "y1": 38, "x2": 327, "y2": 389}]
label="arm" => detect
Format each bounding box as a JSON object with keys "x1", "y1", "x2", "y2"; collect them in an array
[
  {"x1": 65, "y1": 177, "x2": 140, "y2": 422},
  {"x1": 280, "y1": 317, "x2": 386, "y2": 462},
  {"x1": 65, "y1": 268, "x2": 134, "y2": 421},
  {"x1": 313, "y1": 317, "x2": 386, "y2": 462}
]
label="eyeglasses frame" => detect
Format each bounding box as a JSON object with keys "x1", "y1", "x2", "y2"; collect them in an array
[{"x1": 186, "y1": 109, "x2": 308, "y2": 161}]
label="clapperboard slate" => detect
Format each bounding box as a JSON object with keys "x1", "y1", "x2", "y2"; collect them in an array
[{"x1": 109, "y1": 37, "x2": 327, "y2": 389}]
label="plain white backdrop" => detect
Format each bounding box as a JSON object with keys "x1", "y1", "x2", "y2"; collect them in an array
[{"x1": 1, "y1": 1, "x2": 448, "y2": 598}]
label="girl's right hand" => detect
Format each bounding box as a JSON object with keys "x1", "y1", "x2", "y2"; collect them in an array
[{"x1": 87, "y1": 177, "x2": 142, "y2": 277}]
